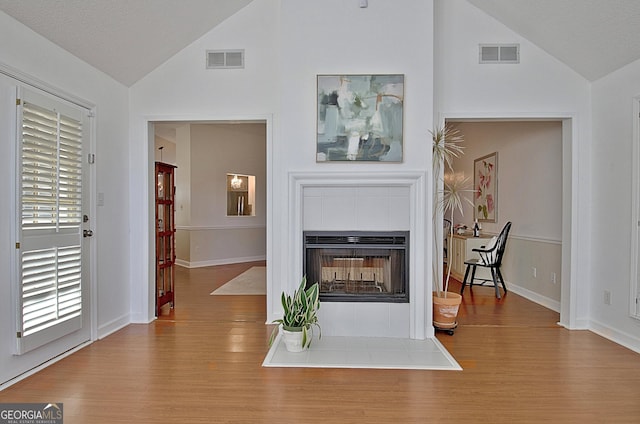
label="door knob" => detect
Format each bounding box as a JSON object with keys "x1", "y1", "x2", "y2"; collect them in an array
[{"x1": 83, "y1": 229, "x2": 93, "y2": 237}]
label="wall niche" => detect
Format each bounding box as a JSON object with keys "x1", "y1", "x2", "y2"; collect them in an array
[{"x1": 227, "y1": 173, "x2": 255, "y2": 216}]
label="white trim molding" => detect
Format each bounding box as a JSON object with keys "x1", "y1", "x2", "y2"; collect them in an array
[
  {"x1": 441, "y1": 111, "x2": 582, "y2": 332},
  {"x1": 176, "y1": 255, "x2": 266, "y2": 269},
  {"x1": 506, "y1": 282, "x2": 561, "y2": 313},
  {"x1": 176, "y1": 225, "x2": 266, "y2": 231},
  {"x1": 285, "y1": 170, "x2": 430, "y2": 339}
]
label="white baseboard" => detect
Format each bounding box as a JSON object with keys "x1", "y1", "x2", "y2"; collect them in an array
[
  {"x1": 129, "y1": 313, "x2": 155, "y2": 324},
  {"x1": 176, "y1": 255, "x2": 266, "y2": 269},
  {"x1": 589, "y1": 319, "x2": 640, "y2": 354},
  {"x1": 97, "y1": 314, "x2": 130, "y2": 339},
  {"x1": 175, "y1": 258, "x2": 190, "y2": 268},
  {"x1": 505, "y1": 281, "x2": 561, "y2": 313},
  {"x1": 505, "y1": 284, "x2": 639, "y2": 352},
  {"x1": 0, "y1": 340, "x2": 92, "y2": 391}
]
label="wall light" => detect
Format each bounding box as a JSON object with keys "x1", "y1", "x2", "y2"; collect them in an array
[{"x1": 230, "y1": 174, "x2": 243, "y2": 189}]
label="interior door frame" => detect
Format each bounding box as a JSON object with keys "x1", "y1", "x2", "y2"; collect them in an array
[
  {"x1": 630, "y1": 97, "x2": 640, "y2": 319},
  {"x1": 440, "y1": 111, "x2": 578, "y2": 329},
  {"x1": 142, "y1": 115, "x2": 273, "y2": 323},
  {"x1": 0, "y1": 63, "x2": 98, "y2": 388}
]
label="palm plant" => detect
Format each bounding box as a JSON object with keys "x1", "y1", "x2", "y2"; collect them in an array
[
  {"x1": 432, "y1": 125, "x2": 464, "y2": 178},
  {"x1": 440, "y1": 173, "x2": 474, "y2": 294},
  {"x1": 431, "y1": 125, "x2": 474, "y2": 297}
]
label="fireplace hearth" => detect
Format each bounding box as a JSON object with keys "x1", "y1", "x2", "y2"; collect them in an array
[{"x1": 303, "y1": 231, "x2": 409, "y2": 302}]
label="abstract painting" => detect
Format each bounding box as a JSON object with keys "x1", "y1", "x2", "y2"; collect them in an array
[
  {"x1": 474, "y1": 152, "x2": 498, "y2": 222},
  {"x1": 316, "y1": 74, "x2": 404, "y2": 162}
]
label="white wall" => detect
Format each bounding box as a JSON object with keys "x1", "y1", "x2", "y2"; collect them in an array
[
  {"x1": 591, "y1": 59, "x2": 640, "y2": 350},
  {"x1": 129, "y1": 0, "x2": 279, "y2": 323},
  {"x1": 0, "y1": 11, "x2": 130, "y2": 385},
  {"x1": 129, "y1": 0, "x2": 434, "y2": 326},
  {"x1": 274, "y1": 0, "x2": 434, "y2": 326},
  {"x1": 435, "y1": 1, "x2": 591, "y2": 116},
  {"x1": 128, "y1": 0, "x2": 640, "y2": 349},
  {"x1": 435, "y1": 0, "x2": 592, "y2": 330},
  {"x1": 154, "y1": 137, "x2": 176, "y2": 164}
]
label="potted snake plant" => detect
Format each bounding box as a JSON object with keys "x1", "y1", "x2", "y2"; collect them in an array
[{"x1": 269, "y1": 276, "x2": 321, "y2": 352}]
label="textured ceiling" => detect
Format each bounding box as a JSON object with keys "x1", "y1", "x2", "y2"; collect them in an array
[
  {"x1": 1, "y1": 1, "x2": 639, "y2": 85},
  {"x1": 467, "y1": 0, "x2": 640, "y2": 81},
  {"x1": 0, "y1": 0, "x2": 253, "y2": 86}
]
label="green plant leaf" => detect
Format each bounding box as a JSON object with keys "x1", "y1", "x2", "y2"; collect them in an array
[{"x1": 270, "y1": 275, "x2": 322, "y2": 348}]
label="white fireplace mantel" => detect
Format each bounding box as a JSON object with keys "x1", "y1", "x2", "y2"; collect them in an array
[{"x1": 282, "y1": 170, "x2": 433, "y2": 339}]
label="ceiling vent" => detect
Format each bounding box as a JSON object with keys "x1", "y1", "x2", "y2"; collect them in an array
[
  {"x1": 479, "y1": 44, "x2": 520, "y2": 64},
  {"x1": 207, "y1": 49, "x2": 244, "y2": 69}
]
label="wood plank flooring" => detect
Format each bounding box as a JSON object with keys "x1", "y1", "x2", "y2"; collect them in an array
[{"x1": 2, "y1": 261, "x2": 640, "y2": 423}]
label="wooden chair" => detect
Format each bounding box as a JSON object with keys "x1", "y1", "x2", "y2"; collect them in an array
[{"x1": 460, "y1": 221, "x2": 512, "y2": 299}]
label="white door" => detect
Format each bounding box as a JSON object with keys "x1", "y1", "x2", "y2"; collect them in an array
[{"x1": 14, "y1": 87, "x2": 92, "y2": 355}]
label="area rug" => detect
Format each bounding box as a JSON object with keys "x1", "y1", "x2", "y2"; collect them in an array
[
  {"x1": 262, "y1": 335, "x2": 462, "y2": 371},
  {"x1": 210, "y1": 266, "x2": 266, "y2": 295}
]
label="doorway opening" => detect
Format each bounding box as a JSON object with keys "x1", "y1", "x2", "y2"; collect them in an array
[
  {"x1": 443, "y1": 116, "x2": 573, "y2": 328},
  {"x1": 149, "y1": 120, "x2": 268, "y2": 317}
]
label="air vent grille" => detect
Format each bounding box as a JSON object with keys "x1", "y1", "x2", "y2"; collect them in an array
[
  {"x1": 207, "y1": 49, "x2": 244, "y2": 69},
  {"x1": 479, "y1": 44, "x2": 519, "y2": 64}
]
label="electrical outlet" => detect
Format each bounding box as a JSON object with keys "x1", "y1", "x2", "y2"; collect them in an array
[
  {"x1": 532, "y1": 267, "x2": 537, "y2": 278},
  {"x1": 551, "y1": 272, "x2": 557, "y2": 284},
  {"x1": 604, "y1": 290, "x2": 612, "y2": 305}
]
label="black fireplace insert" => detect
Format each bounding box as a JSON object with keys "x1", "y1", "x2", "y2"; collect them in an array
[{"x1": 303, "y1": 231, "x2": 409, "y2": 303}]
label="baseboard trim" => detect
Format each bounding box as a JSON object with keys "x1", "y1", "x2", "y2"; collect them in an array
[
  {"x1": 176, "y1": 255, "x2": 266, "y2": 269},
  {"x1": 505, "y1": 282, "x2": 561, "y2": 313},
  {"x1": 589, "y1": 319, "x2": 640, "y2": 354},
  {"x1": 175, "y1": 259, "x2": 190, "y2": 268},
  {"x1": 97, "y1": 314, "x2": 130, "y2": 340},
  {"x1": 0, "y1": 340, "x2": 92, "y2": 391}
]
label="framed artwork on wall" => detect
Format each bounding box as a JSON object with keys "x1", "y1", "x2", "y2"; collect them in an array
[
  {"x1": 316, "y1": 74, "x2": 404, "y2": 162},
  {"x1": 474, "y1": 152, "x2": 498, "y2": 222}
]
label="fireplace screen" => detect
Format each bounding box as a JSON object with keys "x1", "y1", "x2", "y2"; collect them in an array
[{"x1": 304, "y1": 231, "x2": 409, "y2": 302}]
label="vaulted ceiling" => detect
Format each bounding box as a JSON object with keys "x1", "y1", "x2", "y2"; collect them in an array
[
  {"x1": 467, "y1": 0, "x2": 640, "y2": 81},
  {"x1": 1, "y1": 0, "x2": 639, "y2": 86},
  {"x1": 0, "y1": 0, "x2": 253, "y2": 86}
]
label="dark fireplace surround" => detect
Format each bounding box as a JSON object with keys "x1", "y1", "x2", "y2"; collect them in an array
[{"x1": 303, "y1": 231, "x2": 409, "y2": 303}]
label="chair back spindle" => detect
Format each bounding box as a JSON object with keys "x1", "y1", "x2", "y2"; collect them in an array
[{"x1": 460, "y1": 221, "x2": 512, "y2": 299}]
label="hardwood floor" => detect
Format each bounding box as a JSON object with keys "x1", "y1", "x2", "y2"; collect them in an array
[{"x1": 2, "y1": 261, "x2": 640, "y2": 423}]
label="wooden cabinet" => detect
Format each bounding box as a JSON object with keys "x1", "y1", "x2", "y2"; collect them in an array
[
  {"x1": 448, "y1": 234, "x2": 492, "y2": 282},
  {"x1": 155, "y1": 162, "x2": 176, "y2": 316}
]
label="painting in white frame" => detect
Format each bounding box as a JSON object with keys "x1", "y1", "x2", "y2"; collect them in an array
[{"x1": 474, "y1": 152, "x2": 498, "y2": 222}]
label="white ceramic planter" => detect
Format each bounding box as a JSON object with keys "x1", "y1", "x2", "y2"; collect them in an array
[{"x1": 281, "y1": 328, "x2": 305, "y2": 352}]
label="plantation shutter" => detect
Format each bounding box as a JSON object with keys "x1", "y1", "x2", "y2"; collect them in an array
[{"x1": 16, "y1": 89, "x2": 85, "y2": 354}]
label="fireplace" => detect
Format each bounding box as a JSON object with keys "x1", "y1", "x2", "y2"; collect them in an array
[
  {"x1": 304, "y1": 231, "x2": 409, "y2": 303},
  {"x1": 286, "y1": 171, "x2": 428, "y2": 338}
]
